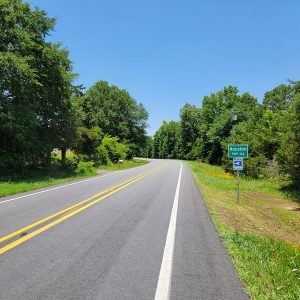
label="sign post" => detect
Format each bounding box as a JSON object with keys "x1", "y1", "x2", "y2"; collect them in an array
[
  {"x1": 237, "y1": 170, "x2": 240, "y2": 203},
  {"x1": 228, "y1": 146, "x2": 248, "y2": 203},
  {"x1": 233, "y1": 158, "x2": 243, "y2": 203}
]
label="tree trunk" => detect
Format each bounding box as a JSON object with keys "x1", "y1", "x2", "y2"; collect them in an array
[{"x1": 61, "y1": 148, "x2": 67, "y2": 167}]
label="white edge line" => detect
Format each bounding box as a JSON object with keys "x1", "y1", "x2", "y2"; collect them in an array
[
  {"x1": 154, "y1": 163, "x2": 182, "y2": 300},
  {"x1": 0, "y1": 165, "x2": 147, "y2": 205}
]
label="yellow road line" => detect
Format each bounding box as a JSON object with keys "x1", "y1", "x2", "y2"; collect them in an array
[
  {"x1": 0, "y1": 166, "x2": 161, "y2": 255},
  {"x1": 0, "y1": 166, "x2": 160, "y2": 243}
]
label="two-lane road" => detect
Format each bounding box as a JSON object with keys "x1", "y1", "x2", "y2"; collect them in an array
[{"x1": 0, "y1": 160, "x2": 247, "y2": 299}]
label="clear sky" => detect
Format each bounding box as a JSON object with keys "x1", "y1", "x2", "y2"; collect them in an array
[{"x1": 28, "y1": 0, "x2": 300, "y2": 135}]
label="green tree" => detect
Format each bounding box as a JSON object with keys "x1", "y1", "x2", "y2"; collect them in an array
[
  {"x1": 152, "y1": 122, "x2": 168, "y2": 159},
  {"x1": 152, "y1": 121, "x2": 181, "y2": 159},
  {"x1": 263, "y1": 84, "x2": 294, "y2": 111},
  {"x1": 200, "y1": 87, "x2": 257, "y2": 164},
  {"x1": 152, "y1": 129, "x2": 160, "y2": 159},
  {"x1": 276, "y1": 95, "x2": 300, "y2": 185},
  {"x1": 179, "y1": 104, "x2": 201, "y2": 157},
  {"x1": 80, "y1": 81, "x2": 148, "y2": 155},
  {"x1": 0, "y1": 0, "x2": 77, "y2": 171},
  {"x1": 142, "y1": 136, "x2": 153, "y2": 158},
  {"x1": 225, "y1": 82, "x2": 300, "y2": 179},
  {"x1": 75, "y1": 126, "x2": 103, "y2": 157}
]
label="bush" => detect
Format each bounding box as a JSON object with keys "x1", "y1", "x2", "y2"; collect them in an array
[
  {"x1": 95, "y1": 145, "x2": 111, "y2": 165},
  {"x1": 102, "y1": 136, "x2": 128, "y2": 163},
  {"x1": 126, "y1": 143, "x2": 138, "y2": 160},
  {"x1": 244, "y1": 155, "x2": 267, "y2": 178},
  {"x1": 222, "y1": 155, "x2": 268, "y2": 179},
  {"x1": 66, "y1": 153, "x2": 86, "y2": 170},
  {"x1": 75, "y1": 161, "x2": 96, "y2": 176},
  {"x1": 260, "y1": 159, "x2": 281, "y2": 181}
]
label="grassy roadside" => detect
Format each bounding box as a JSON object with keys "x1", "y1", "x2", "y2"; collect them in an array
[
  {"x1": 0, "y1": 159, "x2": 149, "y2": 198},
  {"x1": 96, "y1": 159, "x2": 149, "y2": 171},
  {"x1": 187, "y1": 161, "x2": 300, "y2": 300}
]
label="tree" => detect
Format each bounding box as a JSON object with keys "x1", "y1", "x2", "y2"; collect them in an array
[
  {"x1": 263, "y1": 84, "x2": 294, "y2": 111},
  {"x1": 152, "y1": 122, "x2": 167, "y2": 159},
  {"x1": 152, "y1": 121, "x2": 181, "y2": 159},
  {"x1": 140, "y1": 136, "x2": 153, "y2": 158},
  {"x1": 276, "y1": 95, "x2": 300, "y2": 185},
  {"x1": 152, "y1": 82, "x2": 300, "y2": 184},
  {"x1": 200, "y1": 87, "x2": 257, "y2": 164},
  {"x1": 0, "y1": 0, "x2": 77, "y2": 171},
  {"x1": 80, "y1": 81, "x2": 148, "y2": 155},
  {"x1": 74, "y1": 126, "x2": 103, "y2": 157},
  {"x1": 179, "y1": 104, "x2": 201, "y2": 157}
]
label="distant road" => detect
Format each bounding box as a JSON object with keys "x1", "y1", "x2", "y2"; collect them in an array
[{"x1": 0, "y1": 160, "x2": 247, "y2": 299}]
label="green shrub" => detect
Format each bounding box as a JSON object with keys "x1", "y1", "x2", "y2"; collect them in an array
[
  {"x1": 276, "y1": 95, "x2": 300, "y2": 186},
  {"x1": 102, "y1": 136, "x2": 128, "y2": 163},
  {"x1": 75, "y1": 161, "x2": 95, "y2": 176},
  {"x1": 126, "y1": 143, "x2": 139, "y2": 160},
  {"x1": 66, "y1": 153, "x2": 85, "y2": 170},
  {"x1": 260, "y1": 159, "x2": 282, "y2": 181},
  {"x1": 244, "y1": 155, "x2": 267, "y2": 178},
  {"x1": 95, "y1": 145, "x2": 111, "y2": 165}
]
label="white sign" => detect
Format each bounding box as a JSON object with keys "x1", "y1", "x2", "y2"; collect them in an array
[{"x1": 233, "y1": 158, "x2": 243, "y2": 171}]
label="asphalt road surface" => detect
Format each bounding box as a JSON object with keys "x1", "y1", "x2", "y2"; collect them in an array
[{"x1": 0, "y1": 160, "x2": 248, "y2": 299}]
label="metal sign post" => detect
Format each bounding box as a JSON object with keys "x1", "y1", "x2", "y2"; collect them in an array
[
  {"x1": 236, "y1": 170, "x2": 240, "y2": 203},
  {"x1": 231, "y1": 155, "x2": 245, "y2": 204}
]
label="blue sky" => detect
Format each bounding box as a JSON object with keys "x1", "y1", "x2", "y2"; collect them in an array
[{"x1": 28, "y1": 0, "x2": 300, "y2": 135}]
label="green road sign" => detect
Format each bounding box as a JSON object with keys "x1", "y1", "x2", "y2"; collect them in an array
[{"x1": 228, "y1": 144, "x2": 248, "y2": 158}]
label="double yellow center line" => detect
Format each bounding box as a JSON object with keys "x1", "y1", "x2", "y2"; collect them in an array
[{"x1": 0, "y1": 165, "x2": 161, "y2": 255}]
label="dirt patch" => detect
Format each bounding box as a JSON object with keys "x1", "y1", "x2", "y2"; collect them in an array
[
  {"x1": 244, "y1": 191, "x2": 284, "y2": 203},
  {"x1": 207, "y1": 190, "x2": 300, "y2": 246},
  {"x1": 279, "y1": 206, "x2": 300, "y2": 211},
  {"x1": 213, "y1": 203, "x2": 252, "y2": 233},
  {"x1": 244, "y1": 191, "x2": 300, "y2": 210}
]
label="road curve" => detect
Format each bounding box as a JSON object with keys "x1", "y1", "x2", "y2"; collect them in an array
[{"x1": 0, "y1": 160, "x2": 247, "y2": 299}]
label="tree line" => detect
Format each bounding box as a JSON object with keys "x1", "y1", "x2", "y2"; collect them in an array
[
  {"x1": 0, "y1": 0, "x2": 149, "y2": 175},
  {"x1": 151, "y1": 83, "x2": 300, "y2": 186},
  {"x1": 2, "y1": 1, "x2": 299, "y2": 186}
]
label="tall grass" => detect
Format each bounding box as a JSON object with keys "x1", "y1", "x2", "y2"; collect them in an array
[{"x1": 189, "y1": 161, "x2": 284, "y2": 194}]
